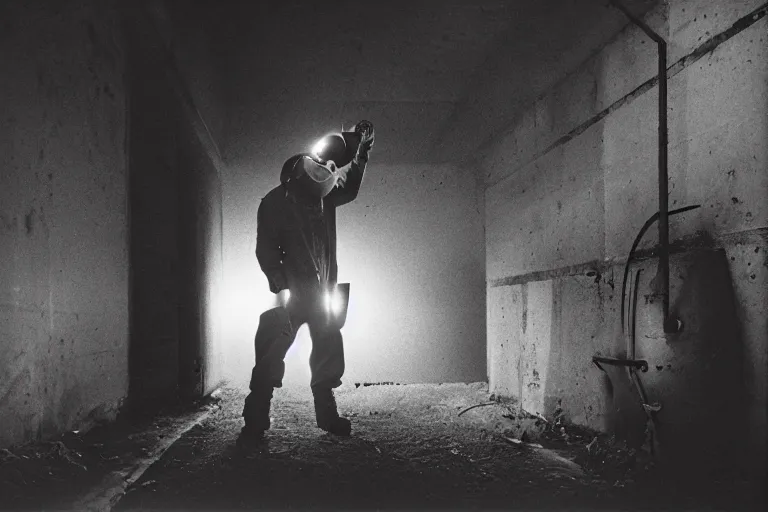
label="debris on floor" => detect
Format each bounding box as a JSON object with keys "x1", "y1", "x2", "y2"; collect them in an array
[
  {"x1": 0, "y1": 383, "x2": 761, "y2": 511},
  {"x1": 0, "y1": 396, "x2": 218, "y2": 510}
]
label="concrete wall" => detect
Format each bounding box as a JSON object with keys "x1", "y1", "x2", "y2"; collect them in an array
[
  {"x1": 336, "y1": 163, "x2": 486, "y2": 384},
  {"x1": 0, "y1": 0, "x2": 128, "y2": 446},
  {"x1": 126, "y1": 1, "x2": 226, "y2": 405},
  {"x1": 484, "y1": 0, "x2": 767, "y2": 474},
  {"x1": 176, "y1": 116, "x2": 226, "y2": 397},
  {"x1": 150, "y1": 0, "x2": 227, "y2": 149},
  {"x1": 154, "y1": 0, "x2": 227, "y2": 396},
  {"x1": 126, "y1": 40, "x2": 182, "y2": 403},
  {"x1": 220, "y1": 160, "x2": 486, "y2": 387}
]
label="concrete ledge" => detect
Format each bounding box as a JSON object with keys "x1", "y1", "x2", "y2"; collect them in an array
[{"x1": 489, "y1": 226, "x2": 768, "y2": 287}]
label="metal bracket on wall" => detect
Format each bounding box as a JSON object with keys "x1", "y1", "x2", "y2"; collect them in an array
[{"x1": 592, "y1": 355, "x2": 649, "y2": 373}]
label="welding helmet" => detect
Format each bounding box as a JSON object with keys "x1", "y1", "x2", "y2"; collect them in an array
[
  {"x1": 310, "y1": 131, "x2": 362, "y2": 169},
  {"x1": 279, "y1": 128, "x2": 365, "y2": 198},
  {"x1": 280, "y1": 153, "x2": 340, "y2": 198}
]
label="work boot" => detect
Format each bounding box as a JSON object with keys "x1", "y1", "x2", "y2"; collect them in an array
[
  {"x1": 237, "y1": 386, "x2": 273, "y2": 450},
  {"x1": 236, "y1": 425, "x2": 265, "y2": 452},
  {"x1": 312, "y1": 386, "x2": 351, "y2": 436}
]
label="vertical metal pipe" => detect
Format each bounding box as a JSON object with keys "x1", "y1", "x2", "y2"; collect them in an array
[
  {"x1": 610, "y1": 0, "x2": 678, "y2": 333},
  {"x1": 657, "y1": 41, "x2": 672, "y2": 332}
]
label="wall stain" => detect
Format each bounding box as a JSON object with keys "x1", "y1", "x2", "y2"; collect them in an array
[
  {"x1": 0, "y1": 369, "x2": 31, "y2": 409},
  {"x1": 24, "y1": 208, "x2": 35, "y2": 235},
  {"x1": 86, "y1": 21, "x2": 97, "y2": 48},
  {"x1": 0, "y1": 214, "x2": 17, "y2": 232},
  {"x1": 521, "y1": 283, "x2": 528, "y2": 334}
]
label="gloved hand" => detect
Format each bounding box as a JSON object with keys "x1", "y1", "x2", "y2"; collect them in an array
[{"x1": 354, "y1": 120, "x2": 374, "y2": 162}]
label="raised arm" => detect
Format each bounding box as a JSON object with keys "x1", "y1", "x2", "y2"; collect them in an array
[
  {"x1": 255, "y1": 197, "x2": 288, "y2": 294},
  {"x1": 326, "y1": 157, "x2": 366, "y2": 207},
  {"x1": 326, "y1": 121, "x2": 374, "y2": 207}
]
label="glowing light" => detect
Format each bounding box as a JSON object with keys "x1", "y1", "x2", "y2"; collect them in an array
[
  {"x1": 324, "y1": 288, "x2": 344, "y2": 316},
  {"x1": 311, "y1": 138, "x2": 329, "y2": 160}
]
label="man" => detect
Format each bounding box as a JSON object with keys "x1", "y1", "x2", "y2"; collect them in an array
[{"x1": 238, "y1": 121, "x2": 374, "y2": 449}]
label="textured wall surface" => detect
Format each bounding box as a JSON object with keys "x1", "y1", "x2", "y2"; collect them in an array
[
  {"x1": 484, "y1": 0, "x2": 767, "y2": 473},
  {"x1": 221, "y1": 161, "x2": 486, "y2": 387},
  {"x1": 0, "y1": 0, "x2": 128, "y2": 447}
]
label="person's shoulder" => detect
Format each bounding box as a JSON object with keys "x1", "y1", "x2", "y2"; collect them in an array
[{"x1": 261, "y1": 185, "x2": 285, "y2": 206}]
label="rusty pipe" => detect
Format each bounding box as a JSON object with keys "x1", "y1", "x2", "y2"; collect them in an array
[
  {"x1": 610, "y1": 0, "x2": 678, "y2": 333},
  {"x1": 658, "y1": 38, "x2": 675, "y2": 333}
]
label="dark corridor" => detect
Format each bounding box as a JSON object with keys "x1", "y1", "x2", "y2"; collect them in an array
[
  {"x1": 0, "y1": 0, "x2": 766, "y2": 511},
  {"x1": 126, "y1": 10, "x2": 223, "y2": 411}
]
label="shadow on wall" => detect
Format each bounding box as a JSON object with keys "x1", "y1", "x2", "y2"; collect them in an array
[
  {"x1": 600, "y1": 248, "x2": 747, "y2": 474},
  {"x1": 125, "y1": 5, "x2": 224, "y2": 413}
]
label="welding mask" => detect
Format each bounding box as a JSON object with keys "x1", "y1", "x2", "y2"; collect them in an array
[
  {"x1": 281, "y1": 154, "x2": 340, "y2": 198},
  {"x1": 310, "y1": 132, "x2": 362, "y2": 169},
  {"x1": 279, "y1": 125, "x2": 367, "y2": 198}
]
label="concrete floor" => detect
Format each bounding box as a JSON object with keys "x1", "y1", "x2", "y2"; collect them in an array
[{"x1": 0, "y1": 383, "x2": 762, "y2": 511}]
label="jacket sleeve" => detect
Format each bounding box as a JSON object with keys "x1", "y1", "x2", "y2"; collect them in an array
[
  {"x1": 255, "y1": 197, "x2": 288, "y2": 293},
  {"x1": 326, "y1": 156, "x2": 366, "y2": 207}
]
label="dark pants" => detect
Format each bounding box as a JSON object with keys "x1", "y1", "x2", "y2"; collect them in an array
[
  {"x1": 243, "y1": 292, "x2": 345, "y2": 426},
  {"x1": 250, "y1": 300, "x2": 346, "y2": 388}
]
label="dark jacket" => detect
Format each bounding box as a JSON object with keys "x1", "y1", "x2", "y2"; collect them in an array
[{"x1": 255, "y1": 158, "x2": 366, "y2": 295}]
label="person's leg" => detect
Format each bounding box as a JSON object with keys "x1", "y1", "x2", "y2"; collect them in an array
[
  {"x1": 240, "y1": 306, "x2": 299, "y2": 444},
  {"x1": 308, "y1": 319, "x2": 350, "y2": 435},
  {"x1": 308, "y1": 325, "x2": 345, "y2": 389}
]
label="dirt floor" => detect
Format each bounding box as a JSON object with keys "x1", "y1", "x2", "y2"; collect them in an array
[{"x1": 1, "y1": 382, "x2": 763, "y2": 511}]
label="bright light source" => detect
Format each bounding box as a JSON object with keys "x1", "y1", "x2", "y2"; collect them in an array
[
  {"x1": 311, "y1": 138, "x2": 328, "y2": 160},
  {"x1": 324, "y1": 288, "x2": 344, "y2": 316},
  {"x1": 331, "y1": 292, "x2": 343, "y2": 315},
  {"x1": 272, "y1": 289, "x2": 290, "y2": 309}
]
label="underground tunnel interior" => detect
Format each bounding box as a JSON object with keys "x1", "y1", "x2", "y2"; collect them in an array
[{"x1": 0, "y1": 0, "x2": 767, "y2": 510}]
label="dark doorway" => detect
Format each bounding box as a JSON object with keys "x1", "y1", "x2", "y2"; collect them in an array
[{"x1": 125, "y1": 7, "x2": 223, "y2": 412}]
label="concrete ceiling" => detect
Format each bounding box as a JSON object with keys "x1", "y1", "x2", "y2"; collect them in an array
[{"x1": 212, "y1": 0, "x2": 656, "y2": 166}]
